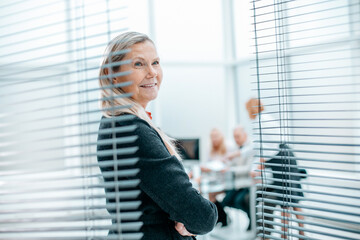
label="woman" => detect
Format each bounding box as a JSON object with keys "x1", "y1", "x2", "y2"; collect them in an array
[
  {"x1": 199, "y1": 128, "x2": 230, "y2": 227},
  {"x1": 97, "y1": 32, "x2": 218, "y2": 239},
  {"x1": 208, "y1": 128, "x2": 229, "y2": 163}
]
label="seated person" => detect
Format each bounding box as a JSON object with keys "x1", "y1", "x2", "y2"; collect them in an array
[
  {"x1": 201, "y1": 128, "x2": 232, "y2": 172},
  {"x1": 201, "y1": 127, "x2": 257, "y2": 229},
  {"x1": 223, "y1": 125, "x2": 254, "y2": 170},
  {"x1": 221, "y1": 125, "x2": 255, "y2": 231},
  {"x1": 201, "y1": 128, "x2": 232, "y2": 227},
  {"x1": 246, "y1": 98, "x2": 306, "y2": 238}
]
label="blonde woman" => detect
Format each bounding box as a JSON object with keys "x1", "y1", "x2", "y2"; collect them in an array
[
  {"x1": 200, "y1": 128, "x2": 231, "y2": 227},
  {"x1": 97, "y1": 32, "x2": 217, "y2": 239},
  {"x1": 208, "y1": 128, "x2": 228, "y2": 163}
]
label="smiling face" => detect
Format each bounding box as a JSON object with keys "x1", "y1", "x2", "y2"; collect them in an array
[{"x1": 113, "y1": 40, "x2": 163, "y2": 108}]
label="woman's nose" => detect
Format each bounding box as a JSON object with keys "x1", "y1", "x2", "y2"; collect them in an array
[{"x1": 147, "y1": 66, "x2": 157, "y2": 78}]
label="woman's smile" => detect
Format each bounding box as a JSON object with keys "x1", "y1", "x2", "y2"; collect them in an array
[{"x1": 140, "y1": 82, "x2": 157, "y2": 88}]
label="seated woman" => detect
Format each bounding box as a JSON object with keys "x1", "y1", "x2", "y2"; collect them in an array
[
  {"x1": 200, "y1": 128, "x2": 232, "y2": 227},
  {"x1": 202, "y1": 128, "x2": 231, "y2": 172},
  {"x1": 97, "y1": 31, "x2": 218, "y2": 239}
]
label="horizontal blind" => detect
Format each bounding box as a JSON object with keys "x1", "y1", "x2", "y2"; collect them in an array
[
  {"x1": 252, "y1": 0, "x2": 360, "y2": 240},
  {"x1": 0, "y1": 1, "x2": 143, "y2": 239}
]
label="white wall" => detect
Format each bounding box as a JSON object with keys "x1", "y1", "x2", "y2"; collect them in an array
[{"x1": 146, "y1": 0, "x2": 254, "y2": 161}]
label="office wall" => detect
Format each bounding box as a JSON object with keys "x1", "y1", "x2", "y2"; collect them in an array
[{"x1": 149, "y1": 0, "x2": 254, "y2": 161}]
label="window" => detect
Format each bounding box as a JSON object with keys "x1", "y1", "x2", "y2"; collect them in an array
[{"x1": 252, "y1": 0, "x2": 360, "y2": 239}]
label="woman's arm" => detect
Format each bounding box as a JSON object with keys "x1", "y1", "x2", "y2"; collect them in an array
[
  {"x1": 98, "y1": 116, "x2": 218, "y2": 234},
  {"x1": 133, "y1": 119, "x2": 218, "y2": 235}
]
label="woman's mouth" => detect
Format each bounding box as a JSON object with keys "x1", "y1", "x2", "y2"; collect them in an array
[{"x1": 140, "y1": 83, "x2": 157, "y2": 88}]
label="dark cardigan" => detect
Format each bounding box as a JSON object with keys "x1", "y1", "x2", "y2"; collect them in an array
[{"x1": 97, "y1": 114, "x2": 218, "y2": 239}]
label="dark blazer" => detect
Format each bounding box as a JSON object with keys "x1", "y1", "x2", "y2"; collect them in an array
[{"x1": 97, "y1": 114, "x2": 218, "y2": 239}]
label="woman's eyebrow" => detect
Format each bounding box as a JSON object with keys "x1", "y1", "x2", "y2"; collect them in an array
[
  {"x1": 132, "y1": 56, "x2": 160, "y2": 61},
  {"x1": 132, "y1": 57, "x2": 145, "y2": 61}
]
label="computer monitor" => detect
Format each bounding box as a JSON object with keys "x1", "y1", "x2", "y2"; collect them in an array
[{"x1": 175, "y1": 138, "x2": 200, "y2": 161}]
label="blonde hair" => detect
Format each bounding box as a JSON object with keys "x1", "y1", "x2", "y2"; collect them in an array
[
  {"x1": 99, "y1": 31, "x2": 181, "y2": 159},
  {"x1": 210, "y1": 128, "x2": 227, "y2": 156}
]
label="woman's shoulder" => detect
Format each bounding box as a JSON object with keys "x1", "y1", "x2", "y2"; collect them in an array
[
  {"x1": 99, "y1": 113, "x2": 152, "y2": 131},
  {"x1": 99, "y1": 113, "x2": 162, "y2": 149}
]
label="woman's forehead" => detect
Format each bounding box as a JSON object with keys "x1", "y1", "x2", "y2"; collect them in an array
[{"x1": 130, "y1": 41, "x2": 156, "y2": 52}]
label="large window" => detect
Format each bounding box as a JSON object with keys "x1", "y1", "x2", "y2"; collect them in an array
[{"x1": 252, "y1": 0, "x2": 360, "y2": 239}]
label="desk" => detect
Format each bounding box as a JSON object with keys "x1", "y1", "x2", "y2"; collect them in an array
[{"x1": 194, "y1": 170, "x2": 257, "y2": 240}]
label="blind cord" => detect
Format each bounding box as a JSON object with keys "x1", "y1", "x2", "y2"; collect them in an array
[
  {"x1": 252, "y1": 1, "x2": 267, "y2": 237},
  {"x1": 273, "y1": 0, "x2": 289, "y2": 238}
]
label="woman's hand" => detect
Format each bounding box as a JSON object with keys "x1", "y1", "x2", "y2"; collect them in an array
[
  {"x1": 200, "y1": 166, "x2": 212, "y2": 173},
  {"x1": 175, "y1": 221, "x2": 196, "y2": 237}
]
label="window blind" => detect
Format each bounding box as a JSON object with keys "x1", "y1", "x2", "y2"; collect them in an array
[
  {"x1": 252, "y1": 0, "x2": 360, "y2": 240},
  {"x1": 0, "y1": 1, "x2": 143, "y2": 239}
]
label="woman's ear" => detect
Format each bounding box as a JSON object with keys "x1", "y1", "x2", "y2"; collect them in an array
[
  {"x1": 104, "y1": 68, "x2": 117, "y2": 84},
  {"x1": 103, "y1": 67, "x2": 108, "y2": 76}
]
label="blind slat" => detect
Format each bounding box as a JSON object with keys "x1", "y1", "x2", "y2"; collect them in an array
[
  {"x1": 254, "y1": 162, "x2": 360, "y2": 173},
  {"x1": 256, "y1": 184, "x2": 360, "y2": 200},
  {"x1": 257, "y1": 205, "x2": 360, "y2": 226},
  {"x1": 0, "y1": 158, "x2": 139, "y2": 173},
  {"x1": 0, "y1": 170, "x2": 140, "y2": 185},
  {"x1": 258, "y1": 213, "x2": 360, "y2": 235},
  {"x1": 0, "y1": 180, "x2": 141, "y2": 196},
  {"x1": 255, "y1": 191, "x2": 360, "y2": 209},
  {"x1": 0, "y1": 190, "x2": 141, "y2": 205},
  {"x1": 0, "y1": 120, "x2": 136, "y2": 144},
  {"x1": 255, "y1": 176, "x2": 360, "y2": 191},
  {"x1": 0, "y1": 233, "x2": 144, "y2": 240},
  {"x1": 0, "y1": 212, "x2": 143, "y2": 223},
  {"x1": 1, "y1": 222, "x2": 143, "y2": 233},
  {"x1": 258, "y1": 198, "x2": 360, "y2": 218},
  {"x1": 0, "y1": 202, "x2": 142, "y2": 214},
  {"x1": 255, "y1": 147, "x2": 360, "y2": 156}
]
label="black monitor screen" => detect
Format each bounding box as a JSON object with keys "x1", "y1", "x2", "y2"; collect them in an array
[{"x1": 175, "y1": 138, "x2": 200, "y2": 160}]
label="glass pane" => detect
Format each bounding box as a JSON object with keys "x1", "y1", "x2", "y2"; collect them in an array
[
  {"x1": 154, "y1": 0, "x2": 223, "y2": 61},
  {"x1": 157, "y1": 66, "x2": 227, "y2": 160}
]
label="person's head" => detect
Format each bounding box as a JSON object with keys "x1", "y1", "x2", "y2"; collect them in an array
[
  {"x1": 99, "y1": 31, "x2": 162, "y2": 112},
  {"x1": 245, "y1": 98, "x2": 264, "y2": 120},
  {"x1": 210, "y1": 128, "x2": 224, "y2": 148},
  {"x1": 210, "y1": 128, "x2": 226, "y2": 155},
  {"x1": 233, "y1": 125, "x2": 247, "y2": 147},
  {"x1": 99, "y1": 32, "x2": 180, "y2": 159}
]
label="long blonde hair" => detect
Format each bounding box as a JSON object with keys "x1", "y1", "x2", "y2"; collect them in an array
[{"x1": 99, "y1": 31, "x2": 181, "y2": 159}]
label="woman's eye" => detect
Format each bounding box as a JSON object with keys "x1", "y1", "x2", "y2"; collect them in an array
[
  {"x1": 134, "y1": 62, "x2": 143, "y2": 67},
  {"x1": 152, "y1": 60, "x2": 159, "y2": 65}
]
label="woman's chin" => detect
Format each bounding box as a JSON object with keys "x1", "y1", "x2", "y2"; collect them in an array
[
  {"x1": 137, "y1": 94, "x2": 159, "y2": 107},
  {"x1": 144, "y1": 90, "x2": 159, "y2": 101}
]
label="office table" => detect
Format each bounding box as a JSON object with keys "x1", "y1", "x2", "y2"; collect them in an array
[{"x1": 192, "y1": 169, "x2": 257, "y2": 240}]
